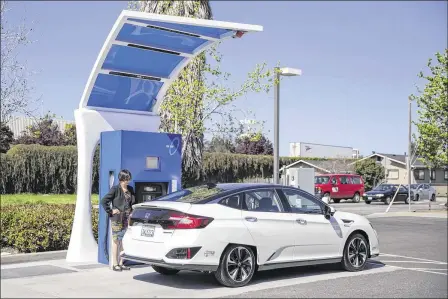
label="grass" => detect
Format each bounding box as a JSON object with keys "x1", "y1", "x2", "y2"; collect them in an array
[{"x1": 0, "y1": 194, "x2": 99, "y2": 206}]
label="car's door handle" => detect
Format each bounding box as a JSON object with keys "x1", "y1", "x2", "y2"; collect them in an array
[
  {"x1": 245, "y1": 216, "x2": 258, "y2": 222},
  {"x1": 296, "y1": 218, "x2": 307, "y2": 225}
]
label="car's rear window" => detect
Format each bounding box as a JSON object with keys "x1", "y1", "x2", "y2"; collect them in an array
[{"x1": 154, "y1": 185, "x2": 223, "y2": 203}]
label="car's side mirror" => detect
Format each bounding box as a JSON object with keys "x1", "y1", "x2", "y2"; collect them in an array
[{"x1": 324, "y1": 205, "x2": 335, "y2": 219}]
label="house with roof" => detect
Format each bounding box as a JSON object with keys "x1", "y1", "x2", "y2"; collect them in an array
[
  {"x1": 281, "y1": 158, "x2": 355, "y2": 175},
  {"x1": 349, "y1": 152, "x2": 447, "y2": 196}
]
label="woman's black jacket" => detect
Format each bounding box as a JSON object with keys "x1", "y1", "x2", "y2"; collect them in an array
[{"x1": 100, "y1": 185, "x2": 136, "y2": 217}]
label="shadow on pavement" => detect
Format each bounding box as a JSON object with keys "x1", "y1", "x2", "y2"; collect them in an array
[{"x1": 132, "y1": 261, "x2": 385, "y2": 289}]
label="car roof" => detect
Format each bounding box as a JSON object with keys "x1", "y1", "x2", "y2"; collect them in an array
[{"x1": 213, "y1": 183, "x2": 284, "y2": 191}]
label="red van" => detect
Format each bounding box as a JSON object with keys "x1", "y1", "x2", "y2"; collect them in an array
[{"x1": 314, "y1": 174, "x2": 365, "y2": 203}]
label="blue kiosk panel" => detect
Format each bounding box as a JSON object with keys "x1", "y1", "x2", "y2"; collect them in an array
[{"x1": 98, "y1": 130, "x2": 182, "y2": 264}]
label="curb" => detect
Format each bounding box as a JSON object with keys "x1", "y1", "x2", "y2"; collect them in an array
[{"x1": 0, "y1": 250, "x2": 67, "y2": 265}]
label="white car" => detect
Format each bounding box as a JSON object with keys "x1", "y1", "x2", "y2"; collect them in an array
[
  {"x1": 410, "y1": 184, "x2": 437, "y2": 201},
  {"x1": 121, "y1": 183, "x2": 380, "y2": 287}
]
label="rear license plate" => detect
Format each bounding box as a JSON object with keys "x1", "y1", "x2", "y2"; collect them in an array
[
  {"x1": 141, "y1": 225, "x2": 155, "y2": 237},
  {"x1": 368, "y1": 197, "x2": 372, "y2": 200}
]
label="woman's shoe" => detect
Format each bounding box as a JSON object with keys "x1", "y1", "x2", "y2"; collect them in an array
[
  {"x1": 120, "y1": 265, "x2": 131, "y2": 270},
  {"x1": 112, "y1": 265, "x2": 122, "y2": 271}
]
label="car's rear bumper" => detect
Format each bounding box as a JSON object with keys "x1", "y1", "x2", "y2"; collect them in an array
[{"x1": 120, "y1": 253, "x2": 218, "y2": 272}]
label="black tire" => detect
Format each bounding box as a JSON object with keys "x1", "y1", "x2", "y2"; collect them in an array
[
  {"x1": 352, "y1": 193, "x2": 361, "y2": 203},
  {"x1": 333, "y1": 199, "x2": 341, "y2": 204},
  {"x1": 384, "y1": 196, "x2": 391, "y2": 205},
  {"x1": 214, "y1": 245, "x2": 256, "y2": 287},
  {"x1": 365, "y1": 201, "x2": 371, "y2": 204},
  {"x1": 152, "y1": 265, "x2": 180, "y2": 275},
  {"x1": 341, "y1": 233, "x2": 369, "y2": 272},
  {"x1": 404, "y1": 196, "x2": 410, "y2": 204},
  {"x1": 431, "y1": 194, "x2": 436, "y2": 202},
  {"x1": 415, "y1": 194, "x2": 419, "y2": 201}
]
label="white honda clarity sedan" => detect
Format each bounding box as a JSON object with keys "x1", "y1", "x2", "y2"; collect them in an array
[{"x1": 121, "y1": 183, "x2": 380, "y2": 287}]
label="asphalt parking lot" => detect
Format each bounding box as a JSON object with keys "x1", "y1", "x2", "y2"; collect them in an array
[{"x1": 1, "y1": 200, "x2": 447, "y2": 298}]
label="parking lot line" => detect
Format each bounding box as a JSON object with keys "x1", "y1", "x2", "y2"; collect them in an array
[
  {"x1": 406, "y1": 268, "x2": 448, "y2": 271},
  {"x1": 381, "y1": 253, "x2": 447, "y2": 264},
  {"x1": 379, "y1": 261, "x2": 447, "y2": 265},
  {"x1": 387, "y1": 265, "x2": 448, "y2": 276}
]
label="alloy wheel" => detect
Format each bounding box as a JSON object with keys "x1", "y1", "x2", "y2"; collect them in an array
[
  {"x1": 348, "y1": 237, "x2": 367, "y2": 268},
  {"x1": 226, "y1": 246, "x2": 253, "y2": 283}
]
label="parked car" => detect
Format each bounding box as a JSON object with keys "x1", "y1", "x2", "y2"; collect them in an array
[
  {"x1": 121, "y1": 183, "x2": 379, "y2": 287},
  {"x1": 363, "y1": 184, "x2": 414, "y2": 205},
  {"x1": 410, "y1": 184, "x2": 436, "y2": 202},
  {"x1": 314, "y1": 174, "x2": 365, "y2": 204}
]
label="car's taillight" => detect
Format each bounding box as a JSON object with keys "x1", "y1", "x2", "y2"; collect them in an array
[{"x1": 166, "y1": 212, "x2": 213, "y2": 229}]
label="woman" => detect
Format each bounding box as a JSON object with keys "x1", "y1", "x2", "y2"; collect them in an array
[{"x1": 101, "y1": 169, "x2": 135, "y2": 271}]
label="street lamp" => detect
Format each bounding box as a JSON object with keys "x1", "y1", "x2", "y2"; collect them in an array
[{"x1": 273, "y1": 67, "x2": 302, "y2": 184}]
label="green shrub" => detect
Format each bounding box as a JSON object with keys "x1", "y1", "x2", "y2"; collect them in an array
[
  {"x1": 0, "y1": 204, "x2": 98, "y2": 253},
  {"x1": 1, "y1": 144, "x2": 355, "y2": 193}
]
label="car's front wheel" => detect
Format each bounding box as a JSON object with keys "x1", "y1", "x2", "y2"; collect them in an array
[
  {"x1": 365, "y1": 200, "x2": 371, "y2": 204},
  {"x1": 152, "y1": 265, "x2": 180, "y2": 275},
  {"x1": 384, "y1": 196, "x2": 391, "y2": 205},
  {"x1": 431, "y1": 194, "x2": 436, "y2": 202},
  {"x1": 214, "y1": 245, "x2": 256, "y2": 287},
  {"x1": 333, "y1": 199, "x2": 341, "y2": 204},
  {"x1": 341, "y1": 233, "x2": 369, "y2": 272}
]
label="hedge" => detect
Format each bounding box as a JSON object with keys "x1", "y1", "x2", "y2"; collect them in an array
[
  {"x1": 0, "y1": 204, "x2": 98, "y2": 253},
  {"x1": 0, "y1": 144, "x2": 340, "y2": 194}
]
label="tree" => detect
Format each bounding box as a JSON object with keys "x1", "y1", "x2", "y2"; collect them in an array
[
  {"x1": 130, "y1": 1, "x2": 277, "y2": 183},
  {"x1": 235, "y1": 133, "x2": 273, "y2": 155},
  {"x1": 410, "y1": 49, "x2": 448, "y2": 168},
  {"x1": 1, "y1": 1, "x2": 38, "y2": 124},
  {"x1": 204, "y1": 135, "x2": 235, "y2": 153},
  {"x1": 354, "y1": 159, "x2": 385, "y2": 191},
  {"x1": 63, "y1": 123, "x2": 76, "y2": 146},
  {"x1": 14, "y1": 113, "x2": 65, "y2": 146},
  {"x1": 0, "y1": 122, "x2": 14, "y2": 153}
]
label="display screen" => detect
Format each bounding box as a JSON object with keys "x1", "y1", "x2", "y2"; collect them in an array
[{"x1": 146, "y1": 156, "x2": 159, "y2": 169}]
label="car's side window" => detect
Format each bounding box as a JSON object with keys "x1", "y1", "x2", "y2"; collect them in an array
[
  {"x1": 424, "y1": 184, "x2": 429, "y2": 190},
  {"x1": 281, "y1": 189, "x2": 323, "y2": 214},
  {"x1": 352, "y1": 177, "x2": 361, "y2": 184},
  {"x1": 243, "y1": 189, "x2": 283, "y2": 213},
  {"x1": 340, "y1": 176, "x2": 348, "y2": 184},
  {"x1": 331, "y1": 177, "x2": 338, "y2": 184},
  {"x1": 219, "y1": 193, "x2": 243, "y2": 210}
]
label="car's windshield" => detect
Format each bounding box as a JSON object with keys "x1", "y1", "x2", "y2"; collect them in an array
[
  {"x1": 315, "y1": 176, "x2": 330, "y2": 184},
  {"x1": 154, "y1": 185, "x2": 223, "y2": 203},
  {"x1": 373, "y1": 184, "x2": 395, "y2": 191},
  {"x1": 410, "y1": 184, "x2": 419, "y2": 189}
]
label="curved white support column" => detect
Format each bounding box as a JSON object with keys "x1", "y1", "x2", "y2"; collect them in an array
[{"x1": 66, "y1": 108, "x2": 160, "y2": 263}]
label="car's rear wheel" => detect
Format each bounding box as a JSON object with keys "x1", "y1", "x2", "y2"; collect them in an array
[
  {"x1": 404, "y1": 195, "x2": 410, "y2": 204},
  {"x1": 333, "y1": 199, "x2": 341, "y2": 204},
  {"x1": 341, "y1": 233, "x2": 368, "y2": 272},
  {"x1": 151, "y1": 265, "x2": 180, "y2": 275},
  {"x1": 214, "y1": 245, "x2": 256, "y2": 287},
  {"x1": 431, "y1": 194, "x2": 436, "y2": 202},
  {"x1": 384, "y1": 196, "x2": 391, "y2": 205},
  {"x1": 352, "y1": 193, "x2": 360, "y2": 203},
  {"x1": 415, "y1": 194, "x2": 419, "y2": 201},
  {"x1": 365, "y1": 201, "x2": 371, "y2": 204}
]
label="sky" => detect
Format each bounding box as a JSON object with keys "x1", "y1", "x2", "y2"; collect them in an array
[{"x1": 5, "y1": 0, "x2": 447, "y2": 157}]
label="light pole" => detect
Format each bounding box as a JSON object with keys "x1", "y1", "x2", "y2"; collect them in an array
[{"x1": 273, "y1": 67, "x2": 302, "y2": 184}]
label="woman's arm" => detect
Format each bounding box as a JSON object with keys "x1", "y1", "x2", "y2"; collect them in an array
[{"x1": 100, "y1": 186, "x2": 116, "y2": 216}]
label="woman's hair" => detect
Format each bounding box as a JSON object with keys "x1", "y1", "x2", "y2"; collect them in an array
[{"x1": 118, "y1": 169, "x2": 132, "y2": 182}]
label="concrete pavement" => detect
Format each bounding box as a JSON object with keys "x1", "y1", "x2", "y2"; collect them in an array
[{"x1": 1, "y1": 203, "x2": 447, "y2": 298}]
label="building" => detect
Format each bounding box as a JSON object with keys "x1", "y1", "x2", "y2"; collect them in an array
[
  {"x1": 349, "y1": 152, "x2": 448, "y2": 196},
  {"x1": 281, "y1": 159, "x2": 355, "y2": 175},
  {"x1": 6, "y1": 116, "x2": 74, "y2": 139},
  {"x1": 289, "y1": 142, "x2": 360, "y2": 159}
]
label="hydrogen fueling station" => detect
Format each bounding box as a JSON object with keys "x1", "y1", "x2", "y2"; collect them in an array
[{"x1": 66, "y1": 10, "x2": 263, "y2": 265}]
